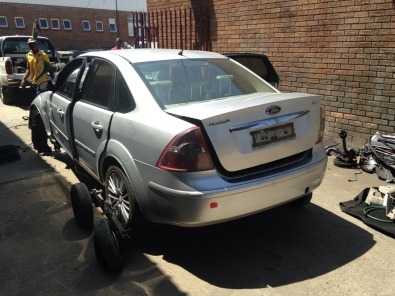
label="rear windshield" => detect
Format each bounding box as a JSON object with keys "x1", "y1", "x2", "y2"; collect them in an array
[
  {"x1": 2, "y1": 38, "x2": 53, "y2": 55},
  {"x1": 134, "y1": 58, "x2": 275, "y2": 108}
]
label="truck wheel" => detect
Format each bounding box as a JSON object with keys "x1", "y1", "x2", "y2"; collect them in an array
[
  {"x1": 70, "y1": 183, "x2": 94, "y2": 232},
  {"x1": 30, "y1": 113, "x2": 51, "y2": 154},
  {"x1": 94, "y1": 217, "x2": 124, "y2": 273},
  {"x1": 104, "y1": 165, "x2": 142, "y2": 230},
  {"x1": 1, "y1": 86, "x2": 14, "y2": 105},
  {"x1": 291, "y1": 192, "x2": 313, "y2": 207}
]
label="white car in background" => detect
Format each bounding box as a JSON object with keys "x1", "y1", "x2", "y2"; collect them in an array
[
  {"x1": 0, "y1": 35, "x2": 59, "y2": 105},
  {"x1": 30, "y1": 49, "x2": 327, "y2": 229}
]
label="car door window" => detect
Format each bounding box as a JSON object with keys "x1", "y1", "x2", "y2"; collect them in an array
[
  {"x1": 56, "y1": 59, "x2": 83, "y2": 99},
  {"x1": 81, "y1": 60, "x2": 115, "y2": 109},
  {"x1": 116, "y1": 71, "x2": 135, "y2": 113}
]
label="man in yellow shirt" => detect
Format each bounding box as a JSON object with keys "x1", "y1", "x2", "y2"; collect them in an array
[{"x1": 21, "y1": 38, "x2": 50, "y2": 94}]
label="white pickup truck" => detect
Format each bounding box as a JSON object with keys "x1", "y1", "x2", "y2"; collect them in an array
[{"x1": 0, "y1": 35, "x2": 59, "y2": 105}]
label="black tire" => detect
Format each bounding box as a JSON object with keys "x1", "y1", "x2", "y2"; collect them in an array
[
  {"x1": 30, "y1": 112, "x2": 51, "y2": 154},
  {"x1": 94, "y1": 217, "x2": 124, "y2": 273},
  {"x1": 1, "y1": 86, "x2": 14, "y2": 105},
  {"x1": 290, "y1": 192, "x2": 313, "y2": 207},
  {"x1": 70, "y1": 183, "x2": 94, "y2": 232},
  {"x1": 104, "y1": 165, "x2": 142, "y2": 229}
]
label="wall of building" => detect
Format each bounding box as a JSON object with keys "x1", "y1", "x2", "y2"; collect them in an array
[
  {"x1": 148, "y1": 0, "x2": 395, "y2": 144},
  {"x1": 0, "y1": 2, "x2": 142, "y2": 50}
]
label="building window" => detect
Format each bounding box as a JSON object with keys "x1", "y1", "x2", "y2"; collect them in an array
[
  {"x1": 51, "y1": 18, "x2": 60, "y2": 30},
  {"x1": 63, "y1": 19, "x2": 72, "y2": 31},
  {"x1": 14, "y1": 17, "x2": 25, "y2": 29},
  {"x1": 108, "y1": 18, "x2": 117, "y2": 33},
  {"x1": 81, "y1": 20, "x2": 91, "y2": 32},
  {"x1": 0, "y1": 16, "x2": 8, "y2": 28},
  {"x1": 95, "y1": 20, "x2": 104, "y2": 32},
  {"x1": 38, "y1": 18, "x2": 49, "y2": 29}
]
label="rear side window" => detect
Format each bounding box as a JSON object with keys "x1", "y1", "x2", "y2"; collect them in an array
[
  {"x1": 116, "y1": 72, "x2": 135, "y2": 112},
  {"x1": 81, "y1": 60, "x2": 115, "y2": 108}
]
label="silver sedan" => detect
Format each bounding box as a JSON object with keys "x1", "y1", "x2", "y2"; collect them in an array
[{"x1": 30, "y1": 49, "x2": 327, "y2": 228}]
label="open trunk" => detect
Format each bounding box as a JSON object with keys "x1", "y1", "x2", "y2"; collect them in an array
[{"x1": 167, "y1": 92, "x2": 321, "y2": 172}]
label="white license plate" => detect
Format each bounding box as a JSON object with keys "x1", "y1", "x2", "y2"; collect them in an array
[{"x1": 251, "y1": 123, "x2": 295, "y2": 147}]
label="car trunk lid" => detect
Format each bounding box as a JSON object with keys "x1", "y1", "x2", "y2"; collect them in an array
[{"x1": 166, "y1": 92, "x2": 321, "y2": 172}]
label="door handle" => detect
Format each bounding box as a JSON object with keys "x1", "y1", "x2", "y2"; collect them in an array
[
  {"x1": 91, "y1": 121, "x2": 103, "y2": 138},
  {"x1": 57, "y1": 108, "x2": 65, "y2": 120}
]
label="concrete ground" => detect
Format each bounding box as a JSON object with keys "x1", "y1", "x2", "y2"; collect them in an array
[{"x1": 0, "y1": 101, "x2": 394, "y2": 296}]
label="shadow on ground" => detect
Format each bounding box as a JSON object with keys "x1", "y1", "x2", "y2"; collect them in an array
[
  {"x1": 135, "y1": 201, "x2": 375, "y2": 289},
  {"x1": 0, "y1": 117, "x2": 376, "y2": 295},
  {"x1": 0, "y1": 119, "x2": 187, "y2": 296}
]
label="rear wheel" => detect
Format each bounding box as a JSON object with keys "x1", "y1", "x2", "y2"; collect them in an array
[
  {"x1": 70, "y1": 183, "x2": 94, "y2": 232},
  {"x1": 1, "y1": 86, "x2": 14, "y2": 105},
  {"x1": 30, "y1": 112, "x2": 51, "y2": 154},
  {"x1": 94, "y1": 217, "x2": 124, "y2": 273},
  {"x1": 104, "y1": 165, "x2": 140, "y2": 230}
]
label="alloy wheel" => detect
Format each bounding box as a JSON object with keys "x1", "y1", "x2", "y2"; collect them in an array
[{"x1": 106, "y1": 170, "x2": 131, "y2": 225}]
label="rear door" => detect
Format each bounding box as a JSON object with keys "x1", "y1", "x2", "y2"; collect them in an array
[
  {"x1": 72, "y1": 59, "x2": 116, "y2": 175},
  {"x1": 49, "y1": 58, "x2": 84, "y2": 155}
]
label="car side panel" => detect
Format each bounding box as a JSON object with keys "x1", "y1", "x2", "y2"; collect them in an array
[
  {"x1": 100, "y1": 139, "x2": 149, "y2": 213},
  {"x1": 30, "y1": 91, "x2": 53, "y2": 136},
  {"x1": 49, "y1": 92, "x2": 74, "y2": 155},
  {"x1": 72, "y1": 101, "x2": 113, "y2": 176},
  {"x1": 104, "y1": 112, "x2": 193, "y2": 219}
]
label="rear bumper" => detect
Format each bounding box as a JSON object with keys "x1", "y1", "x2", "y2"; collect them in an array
[{"x1": 147, "y1": 155, "x2": 327, "y2": 227}]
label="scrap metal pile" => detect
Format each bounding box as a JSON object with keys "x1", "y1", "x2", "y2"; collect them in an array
[
  {"x1": 326, "y1": 130, "x2": 395, "y2": 183},
  {"x1": 330, "y1": 130, "x2": 395, "y2": 235}
]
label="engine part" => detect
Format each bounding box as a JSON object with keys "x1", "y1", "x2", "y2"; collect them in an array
[
  {"x1": 365, "y1": 188, "x2": 384, "y2": 206},
  {"x1": 325, "y1": 130, "x2": 359, "y2": 168}
]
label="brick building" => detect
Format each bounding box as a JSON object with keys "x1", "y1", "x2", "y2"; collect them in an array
[
  {"x1": 0, "y1": 0, "x2": 147, "y2": 50},
  {"x1": 148, "y1": 0, "x2": 395, "y2": 144}
]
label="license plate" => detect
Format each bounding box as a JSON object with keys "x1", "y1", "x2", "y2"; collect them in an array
[{"x1": 251, "y1": 123, "x2": 295, "y2": 147}]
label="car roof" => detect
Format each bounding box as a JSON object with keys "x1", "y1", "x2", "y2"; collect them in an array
[
  {"x1": 224, "y1": 52, "x2": 268, "y2": 58},
  {"x1": 80, "y1": 48, "x2": 227, "y2": 64},
  {"x1": 0, "y1": 35, "x2": 49, "y2": 40}
]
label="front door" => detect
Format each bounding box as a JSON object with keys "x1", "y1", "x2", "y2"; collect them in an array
[
  {"x1": 72, "y1": 59, "x2": 116, "y2": 176},
  {"x1": 49, "y1": 58, "x2": 83, "y2": 155}
]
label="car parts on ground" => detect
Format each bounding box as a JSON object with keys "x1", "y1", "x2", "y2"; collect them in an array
[
  {"x1": 325, "y1": 130, "x2": 395, "y2": 183},
  {"x1": 70, "y1": 182, "x2": 128, "y2": 273},
  {"x1": 325, "y1": 130, "x2": 359, "y2": 168},
  {"x1": 340, "y1": 187, "x2": 395, "y2": 238}
]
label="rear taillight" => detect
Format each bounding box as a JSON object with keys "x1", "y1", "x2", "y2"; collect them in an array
[
  {"x1": 5, "y1": 60, "x2": 13, "y2": 74},
  {"x1": 157, "y1": 126, "x2": 215, "y2": 172},
  {"x1": 316, "y1": 106, "x2": 325, "y2": 144}
]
